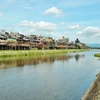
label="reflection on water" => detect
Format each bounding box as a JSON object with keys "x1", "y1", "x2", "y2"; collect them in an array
[
  {"x1": 75, "y1": 54, "x2": 85, "y2": 62},
  {"x1": 1, "y1": 50, "x2": 100, "y2": 100},
  {"x1": 0, "y1": 54, "x2": 85, "y2": 69},
  {"x1": 0, "y1": 51, "x2": 100, "y2": 100}
]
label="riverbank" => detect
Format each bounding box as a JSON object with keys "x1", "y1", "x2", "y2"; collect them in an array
[
  {"x1": 81, "y1": 72, "x2": 100, "y2": 100},
  {"x1": 0, "y1": 49, "x2": 86, "y2": 57},
  {"x1": 94, "y1": 53, "x2": 100, "y2": 57}
]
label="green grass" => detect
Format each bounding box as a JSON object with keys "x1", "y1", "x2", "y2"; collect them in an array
[
  {"x1": 94, "y1": 53, "x2": 100, "y2": 57},
  {"x1": 0, "y1": 49, "x2": 87, "y2": 58}
]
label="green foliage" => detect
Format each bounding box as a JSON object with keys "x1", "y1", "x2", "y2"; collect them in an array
[
  {"x1": 0, "y1": 49, "x2": 87, "y2": 58},
  {"x1": 94, "y1": 53, "x2": 100, "y2": 57},
  {"x1": 74, "y1": 44, "x2": 81, "y2": 49}
]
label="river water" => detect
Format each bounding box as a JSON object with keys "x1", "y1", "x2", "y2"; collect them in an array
[{"x1": 0, "y1": 50, "x2": 100, "y2": 100}]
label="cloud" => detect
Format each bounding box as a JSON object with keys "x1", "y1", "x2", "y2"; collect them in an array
[
  {"x1": 61, "y1": 22, "x2": 66, "y2": 25},
  {"x1": 20, "y1": 20, "x2": 57, "y2": 31},
  {"x1": 44, "y1": 7, "x2": 62, "y2": 16},
  {"x1": 0, "y1": 13, "x2": 3, "y2": 17},
  {"x1": 63, "y1": 31, "x2": 71, "y2": 34},
  {"x1": 29, "y1": 29, "x2": 34, "y2": 33},
  {"x1": 67, "y1": 24, "x2": 80, "y2": 30},
  {"x1": 77, "y1": 26, "x2": 100, "y2": 38},
  {"x1": 20, "y1": 20, "x2": 34, "y2": 28},
  {"x1": 34, "y1": 21, "x2": 57, "y2": 31}
]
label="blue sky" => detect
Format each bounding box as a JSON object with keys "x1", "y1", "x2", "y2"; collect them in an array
[{"x1": 0, "y1": 0, "x2": 100, "y2": 44}]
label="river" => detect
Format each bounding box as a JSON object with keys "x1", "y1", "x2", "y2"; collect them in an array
[{"x1": 0, "y1": 50, "x2": 100, "y2": 100}]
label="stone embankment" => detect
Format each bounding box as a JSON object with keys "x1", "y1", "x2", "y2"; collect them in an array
[{"x1": 81, "y1": 72, "x2": 100, "y2": 100}]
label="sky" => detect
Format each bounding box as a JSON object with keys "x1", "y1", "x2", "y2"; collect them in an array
[{"x1": 0, "y1": 0, "x2": 100, "y2": 44}]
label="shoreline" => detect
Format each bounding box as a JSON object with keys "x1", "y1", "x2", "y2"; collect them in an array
[
  {"x1": 81, "y1": 72, "x2": 100, "y2": 100},
  {"x1": 0, "y1": 49, "x2": 86, "y2": 57},
  {"x1": 94, "y1": 53, "x2": 100, "y2": 57}
]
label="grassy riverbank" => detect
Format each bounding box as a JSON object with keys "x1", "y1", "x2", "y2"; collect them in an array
[
  {"x1": 0, "y1": 49, "x2": 86, "y2": 57},
  {"x1": 94, "y1": 53, "x2": 100, "y2": 57}
]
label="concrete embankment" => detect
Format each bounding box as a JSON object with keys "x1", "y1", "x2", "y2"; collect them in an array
[{"x1": 81, "y1": 72, "x2": 100, "y2": 100}]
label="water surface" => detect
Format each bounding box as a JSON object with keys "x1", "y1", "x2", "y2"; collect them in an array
[{"x1": 0, "y1": 50, "x2": 100, "y2": 100}]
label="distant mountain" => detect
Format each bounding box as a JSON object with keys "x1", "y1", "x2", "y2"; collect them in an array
[{"x1": 86, "y1": 43, "x2": 100, "y2": 47}]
